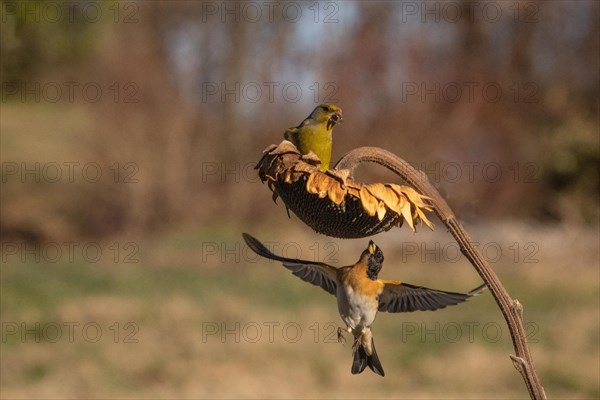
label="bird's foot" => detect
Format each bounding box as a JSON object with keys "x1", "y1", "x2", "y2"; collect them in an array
[{"x1": 337, "y1": 327, "x2": 346, "y2": 345}]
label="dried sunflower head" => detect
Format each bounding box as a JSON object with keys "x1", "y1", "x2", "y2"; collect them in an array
[{"x1": 256, "y1": 141, "x2": 434, "y2": 238}]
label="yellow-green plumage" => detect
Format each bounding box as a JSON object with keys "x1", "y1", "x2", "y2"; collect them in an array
[{"x1": 284, "y1": 104, "x2": 342, "y2": 171}]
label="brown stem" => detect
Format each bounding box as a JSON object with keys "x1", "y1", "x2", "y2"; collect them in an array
[{"x1": 335, "y1": 147, "x2": 546, "y2": 400}]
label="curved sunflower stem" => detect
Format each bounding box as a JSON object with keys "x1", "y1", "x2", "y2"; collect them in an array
[{"x1": 335, "y1": 147, "x2": 546, "y2": 400}]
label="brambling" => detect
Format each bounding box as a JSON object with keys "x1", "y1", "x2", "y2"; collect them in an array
[
  {"x1": 283, "y1": 104, "x2": 343, "y2": 171},
  {"x1": 242, "y1": 233, "x2": 486, "y2": 377}
]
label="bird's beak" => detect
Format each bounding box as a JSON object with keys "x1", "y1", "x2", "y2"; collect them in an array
[
  {"x1": 368, "y1": 241, "x2": 376, "y2": 254},
  {"x1": 327, "y1": 111, "x2": 343, "y2": 130},
  {"x1": 331, "y1": 111, "x2": 342, "y2": 125}
]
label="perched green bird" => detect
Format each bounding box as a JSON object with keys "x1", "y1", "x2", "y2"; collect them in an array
[{"x1": 284, "y1": 104, "x2": 343, "y2": 171}]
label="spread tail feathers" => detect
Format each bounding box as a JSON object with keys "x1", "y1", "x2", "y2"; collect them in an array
[{"x1": 351, "y1": 338, "x2": 384, "y2": 377}]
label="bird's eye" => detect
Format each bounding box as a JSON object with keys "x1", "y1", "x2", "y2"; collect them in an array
[{"x1": 322, "y1": 106, "x2": 330, "y2": 112}]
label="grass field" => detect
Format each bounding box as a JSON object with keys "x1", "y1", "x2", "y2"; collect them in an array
[{"x1": 2, "y1": 223, "x2": 598, "y2": 399}]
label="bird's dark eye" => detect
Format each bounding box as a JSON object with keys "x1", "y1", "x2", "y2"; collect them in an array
[{"x1": 322, "y1": 106, "x2": 330, "y2": 112}]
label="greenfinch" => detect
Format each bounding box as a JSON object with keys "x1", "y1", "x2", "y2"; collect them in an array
[{"x1": 284, "y1": 104, "x2": 343, "y2": 171}]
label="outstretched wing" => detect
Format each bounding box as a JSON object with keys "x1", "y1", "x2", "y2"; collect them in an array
[
  {"x1": 378, "y1": 281, "x2": 486, "y2": 313},
  {"x1": 242, "y1": 233, "x2": 339, "y2": 295}
]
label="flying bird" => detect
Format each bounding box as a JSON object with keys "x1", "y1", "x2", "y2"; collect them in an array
[{"x1": 242, "y1": 233, "x2": 485, "y2": 377}]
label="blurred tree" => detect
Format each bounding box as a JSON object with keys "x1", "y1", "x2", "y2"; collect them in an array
[
  {"x1": 0, "y1": 0, "x2": 97, "y2": 82},
  {"x1": 1, "y1": 0, "x2": 598, "y2": 242}
]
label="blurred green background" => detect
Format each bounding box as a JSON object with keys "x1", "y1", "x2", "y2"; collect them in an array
[{"x1": 1, "y1": 1, "x2": 599, "y2": 398}]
